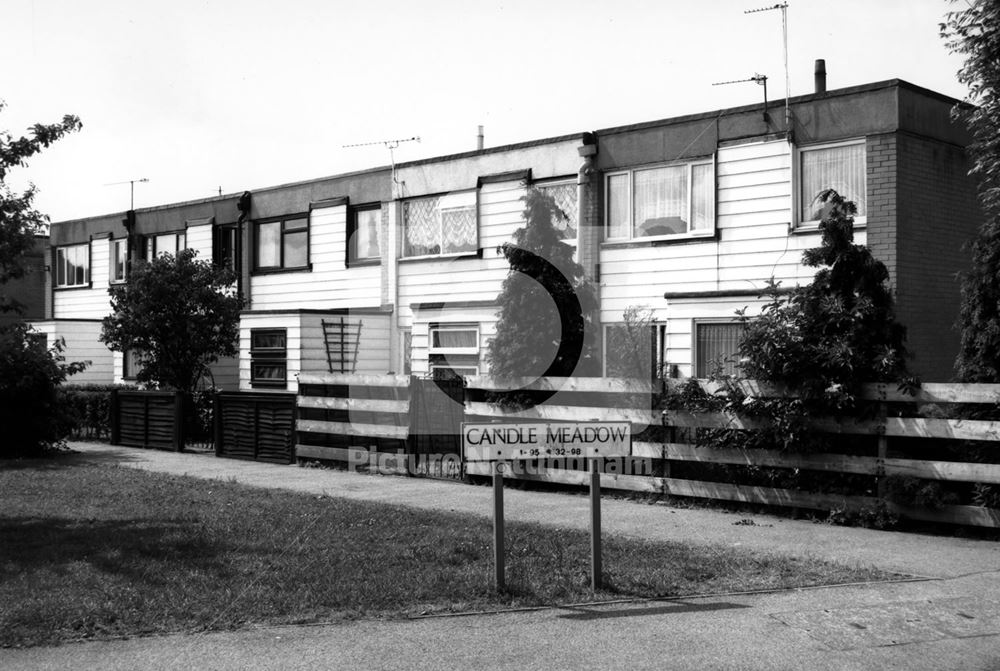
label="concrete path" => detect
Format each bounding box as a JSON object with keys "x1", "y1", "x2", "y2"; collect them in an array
[{"x1": 3, "y1": 442, "x2": 999, "y2": 670}]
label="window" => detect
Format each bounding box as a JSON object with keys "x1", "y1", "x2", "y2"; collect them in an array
[
  {"x1": 401, "y1": 329, "x2": 412, "y2": 376},
  {"x1": 110, "y1": 239, "x2": 127, "y2": 283},
  {"x1": 122, "y1": 349, "x2": 142, "y2": 380},
  {"x1": 145, "y1": 232, "x2": 186, "y2": 260},
  {"x1": 428, "y1": 324, "x2": 479, "y2": 377},
  {"x1": 27, "y1": 332, "x2": 48, "y2": 352},
  {"x1": 797, "y1": 140, "x2": 866, "y2": 227},
  {"x1": 250, "y1": 329, "x2": 287, "y2": 388},
  {"x1": 213, "y1": 225, "x2": 241, "y2": 272},
  {"x1": 694, "y1": 321, "x2": 743, "y2": 378},
  {"x1": 402, "y1": 192, "x2": 477, "y2": 257},
  {"x1": 255, "y1": 217, "x2": 308, "y2": 270},
  {"x1": 606, "y1": 161, "x2": 714, "y2": 240},
  {"x1": 55, "y1": 243, "x2": 90, "y2": 288},
  {"x1": 604, "y1": 323, "x2": 666, "y2": 379},
  {"x1": 536, "y1": 180, "x2": 578, "y2": 243},
  {"x1": 348, "y1": 204, "x2": 381, "y2": 264}
]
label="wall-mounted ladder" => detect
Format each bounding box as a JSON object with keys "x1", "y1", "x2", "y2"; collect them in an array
[{"x1": 322, "y1": 318, "x2": 363, "y2": 373}]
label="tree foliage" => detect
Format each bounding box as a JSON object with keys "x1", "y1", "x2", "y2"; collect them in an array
[
  {"x1": 737, "y1": 190, "x2": 909, "y2": 405},
  {"x1": 100, "y1": 249, "x2": 242, "y2": 393},
  {"x1": 487, "y1": 188, "x2": 599, "y2": 381},
  {"x1": 0, "y1": 101, "x2": 82, "y2": 312},
  {"x1": 942, "y1": 2, "x2": 1000, "y2": 381}
]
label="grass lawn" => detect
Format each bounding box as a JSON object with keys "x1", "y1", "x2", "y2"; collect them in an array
[{"x1": 1, "y1": 460, "x2": 895, "y2": 647}]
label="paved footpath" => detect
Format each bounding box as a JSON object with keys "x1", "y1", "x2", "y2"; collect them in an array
[{"x1": 4, "y1": 442, "x2": 1000, "y2": 670}]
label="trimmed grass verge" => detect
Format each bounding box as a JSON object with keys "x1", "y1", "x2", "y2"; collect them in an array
[{"x1": 1, "y1": 461, "x2": 895, "y2": 647}]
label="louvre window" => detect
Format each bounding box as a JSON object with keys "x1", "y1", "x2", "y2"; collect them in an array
[{"x1": 250, "y1": 329, "x2": 288, "y2": 388}]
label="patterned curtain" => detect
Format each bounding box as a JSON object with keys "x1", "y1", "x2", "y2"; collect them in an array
[
  {"x1": 441, "y1": 206, "x2": 477, "y2": 253},
  {"x1": 403, "y1": 197, "x2": 440, "y2": 256}
]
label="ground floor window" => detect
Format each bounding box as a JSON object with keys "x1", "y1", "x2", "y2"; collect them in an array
[
  {"x1": 250, "y1": 329, "x2": 287, "y2": 388},
  {"x1": 123, "y1": 349, "x2": 143, "y2": 380},
  {"x1": 693, "y1": 320, "x2": 743, "y2": 377},
  {"x1": 428, "y1": 323, "x2": 479, "y2": 378}
]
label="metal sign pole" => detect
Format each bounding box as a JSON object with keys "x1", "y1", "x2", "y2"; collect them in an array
[
  {"x1": 590, "y1": 459, "x2": 602, "y2": 591},
  {"x1": 493, "y1": 461, "x2": 505, "y2": 592}
]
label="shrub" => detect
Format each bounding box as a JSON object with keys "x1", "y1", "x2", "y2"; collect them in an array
[
  {"x1": 0, "y1": 324, "x2": 88, "y2": 457},
  {"x1": 57, "y1": 384, "x2": 136, "y2": 441}
]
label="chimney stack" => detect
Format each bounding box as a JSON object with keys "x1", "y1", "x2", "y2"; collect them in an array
[
  {"x1": 477, "y1": 125, "x2": 484, "y2": 151},
  {"x1": 814, "y1": 59, "x2": 827, "y2": 94}
]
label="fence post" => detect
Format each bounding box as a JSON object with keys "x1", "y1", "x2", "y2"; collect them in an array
[
  {"x1": 876, "y1": 399, "x2": 888, "y2": 501},
  {"x1": 214, "y1": 393, "x2": 223, "y2": 457},
  {"x1": 110, "y1": 389, "x2": 120, "y2": 445},
  {"x1": 174, "y1": 391, "x2": 185, "y2": 452}
]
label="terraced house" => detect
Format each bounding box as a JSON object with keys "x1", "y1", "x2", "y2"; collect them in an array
[{"x1": 30, "y1": 73, "x2": 981, "y2": 389}]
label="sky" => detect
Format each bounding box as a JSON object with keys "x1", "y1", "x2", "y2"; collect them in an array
[{"x1": 3, "y1": 0, "x2": 970, "y2": 223}]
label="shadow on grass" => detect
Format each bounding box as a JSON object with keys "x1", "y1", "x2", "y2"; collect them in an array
[{"x1": 0, "y1": 516, "x2": 224, "y2": 583}]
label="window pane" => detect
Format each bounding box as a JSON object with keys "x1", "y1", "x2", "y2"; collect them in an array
[
  {"x1": 607, "y1": 174, "x2": 629, "y2": 239},
  {"x1": 155, "y1": 233, "x2": 178, "y2": 257},
  {"x1": 403, "y1": 197, "x2": 440, "y2": 256},
  {"x1": 691, "y1": 163, "x2": 714, "y2": 232},
  {"x1": 284, "y1": 218, "x2": 307, "y2": 232},
  {"x1": 634, "y1": 165, "x2": 687, "y2": 237},
  {"x1": 252, "y1": 362, "x2": 286, "y2": 381},
  {"x1": 441, "y1": 206, "x2": 477, "y2": 254},
  {"x1": 257, "y1": 222, "x2": 281, "y2": 267},
  {"x1": 284, "y1": 229, "x2": 308, "y2": 267},
  {"x1": 251, "y1": 330, "x2": 286, "y2": 350},
  {"x1": 56, "y1": 249, "x2": 66, "y2": 286},
  {"x1": 111, "y1": 240, "x2": 127, "y2": 281},
  {"x1": 800, "y1": 143, "x2": 866, "y2": 222},
  {"x1": 539, "y1": 182, "x2": 578, "y2": 241},
  {"x1": 353, "y1": 209, "x2": 381, "y2": 260},
  {"x1": 696, "y1": 322, "x2": 743, "y2": 377},
  {"x1": 432, "y1": 328, "x2": 477, "y2": 349}
]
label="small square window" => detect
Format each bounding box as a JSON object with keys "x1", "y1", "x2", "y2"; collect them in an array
[
  {"x1": 693, "y1": 321, "x2": 743, "y2": 378},
  {"x1": 428, "y1": 323, "x2": 479, "y2": 376},
  {"x1": 255, "y1": 218, "x2": 309, "y2": 271},
  {"x1": 145, "y1": 232, "x2": 186, "y2": 261},
  {"x1": 55, "y1": 243, "x2": 90, "y2": 288},
  {"x1": 250, "y1": 329, "x2": 287, "y2": 388},
  {"x1": 536, "y1": 181, "x2": 578, "y2": 244},
  {"x1": 797, "y1": 140, "x2": 866, "y2": 227}
]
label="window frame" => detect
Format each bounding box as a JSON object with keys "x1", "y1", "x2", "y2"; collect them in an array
[
  {"x1": 249, "y1": 328, "x2": 288, "y2": 389},
  {"x1": 144, "y1": 230, "x2": 187, "y2": 261},
  {"x1": 54, "y1": 242, "x2": 91, "y2": 289},
  {"x1": 122, "y1": 348, "x2": 142, "y2": 381},
  {"x1": 347, "y1": 203, "x2": 382, "y2": 267},
  {"x1": 534, "y1": 178, "x2": 579, "y2": 246},
  {"x1": 604, "y1": 158, "x2": 716, "y2": 243},
  {"x1": 110, "y1": 238, "x2": 128, "y2": 284},
  {"x1": 213, "y1": 223, "x2": 241, "y2": 273},
  {"x1": 793, "y1": 138, "x2": 867, "y2": 230},
  {"x1": 692, "y1": 318, "x2": 744, "y2": 378},
  {"x1": 253, "y1": 215, "x2": 310, "y2": 273},
  {"x1": 427, "y1": 323, "x2": 480, "y2": 376},
  {"x1": 400, "y1": 191, "x2": 479, "y2": 260}
]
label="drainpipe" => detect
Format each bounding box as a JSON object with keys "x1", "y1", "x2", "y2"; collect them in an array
[{"x1": 577, "y1": 132, "x2": 600, "y2": 374}]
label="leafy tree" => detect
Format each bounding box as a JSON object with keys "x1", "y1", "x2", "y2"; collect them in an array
[
  {"x1": 100, "y1": 249, "x2": 242, "y2": 393},
  {"x1": 0, "y1": 103, "x2": 85, "y2": 456},
  {"x1": 737, "y1": 190, "x2": 909, "y2": 406},
  {"x1": 605, "y1": 305, "x2": 656, "y2": 379},
  {"x1": 487, "y1": 188, "x2": 600, "y2": 384},
  {"x1": 942, "y1": 2, "x2": 1000, "y2": 381},
  {"x1": 1, "y1": 101, "x2": 82, "y2": 313}
]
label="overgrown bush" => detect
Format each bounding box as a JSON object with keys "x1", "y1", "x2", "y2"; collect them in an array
[
  {"x1": 0, "y1": 324, "x2": 88, "y2": 458},
  {"x1": 57, "y1": 384, "x2": 136, "y2": 440}
]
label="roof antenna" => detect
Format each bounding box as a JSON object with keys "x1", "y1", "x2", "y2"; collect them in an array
[
  {"x1": 712, "y1": 74, "x2": 770, "y2": 123},
  {"x1": 104, "y1": 178, "x2": 149, "y2": 210},
  {"x1": 342, "y1": 136, "x2": 421, "y2": 198},
  {"x1": 745, "y1": 3, "x2": 791, "y2": 133}
]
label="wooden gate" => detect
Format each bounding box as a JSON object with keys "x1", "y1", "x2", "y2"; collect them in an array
[{"x1": 214, "y1": 392, "x2": 296, "y2": 464}]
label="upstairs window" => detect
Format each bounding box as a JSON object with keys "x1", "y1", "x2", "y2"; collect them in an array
[
  {"x1": 606, "y1": 161, "x2": 714, "y2": 241},
  {"x1": 402, "y1": 192, "x2": 477, "y2": 258},
  {"x1": 213, "y1": 224, "x2": 241, "y2": 272},
  {"x1": 255, "y1": 217, "x2": 308, "y2": 271},
  {"x1": 797, "y1": 140, "x2": 866, "y2": 227},
  {"x1": 55, "y1": 243, "x2": 90, "y2": 288},
  {"x1": 250, "y1": 329, "x2": 287, "y2": 388},
  {"x1": 536, "y1": 180, "x2": 578, "y2": 244},
  {"x1": 110, "y1": 238, "x2": 127, "y2": 283},
  {"x1": 348, "y1": 204, "x2": 381, "y2": 264},
  {"x1": 145, "y1": 232, "x2": 186, "y2": 261}
]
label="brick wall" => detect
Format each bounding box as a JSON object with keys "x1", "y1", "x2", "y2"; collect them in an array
[{"x1": 894, "y1": 132, "x2": 982, "y2": 380}]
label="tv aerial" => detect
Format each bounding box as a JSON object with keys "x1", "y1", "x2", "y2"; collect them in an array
[
  {"x1": 712, "y1": 74, "x2": 770, "y2": 122},
  {"x1": 104, "y1": 177, "x2": 149, "y2": 210},
  {"x1": 343, "y1": 136, "x2": 421, "y2": 197}
]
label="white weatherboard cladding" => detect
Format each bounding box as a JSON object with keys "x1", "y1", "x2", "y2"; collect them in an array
[
  {"x1": 397, "y1": 179, "x2": 523, "y2": 328},
  {"x1": 54, "y1": 240, "x2": 112, "y2": 320},
  {"x1": 250, "y1": 205, "x2": 381, "y2": 311},
  {"x1": 31, "y1": 320, "x2": 113, "y2": 385},
  {"x1": 185, "y1": 223, "x2": 213, "y2": 261},
  {"x1": 239, "y1": 313, "x2": 301, "y2": 393},
  {"x1": 299, "y1": 313, "x2": 392, "y2": 377}
]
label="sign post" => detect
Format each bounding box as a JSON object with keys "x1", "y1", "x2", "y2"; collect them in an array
[{"x1": 463, "y1": 421, "x2": 630, "y2": 593}]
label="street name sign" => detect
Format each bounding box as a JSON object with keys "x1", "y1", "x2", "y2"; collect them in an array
[{"x1": 462, "y1": 422, "x2": 631, "y2": 462}]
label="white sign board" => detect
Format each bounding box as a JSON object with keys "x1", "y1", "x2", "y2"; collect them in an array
[{"x1": 463, "y1": 422, "x2": 631, "y2": 462}]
